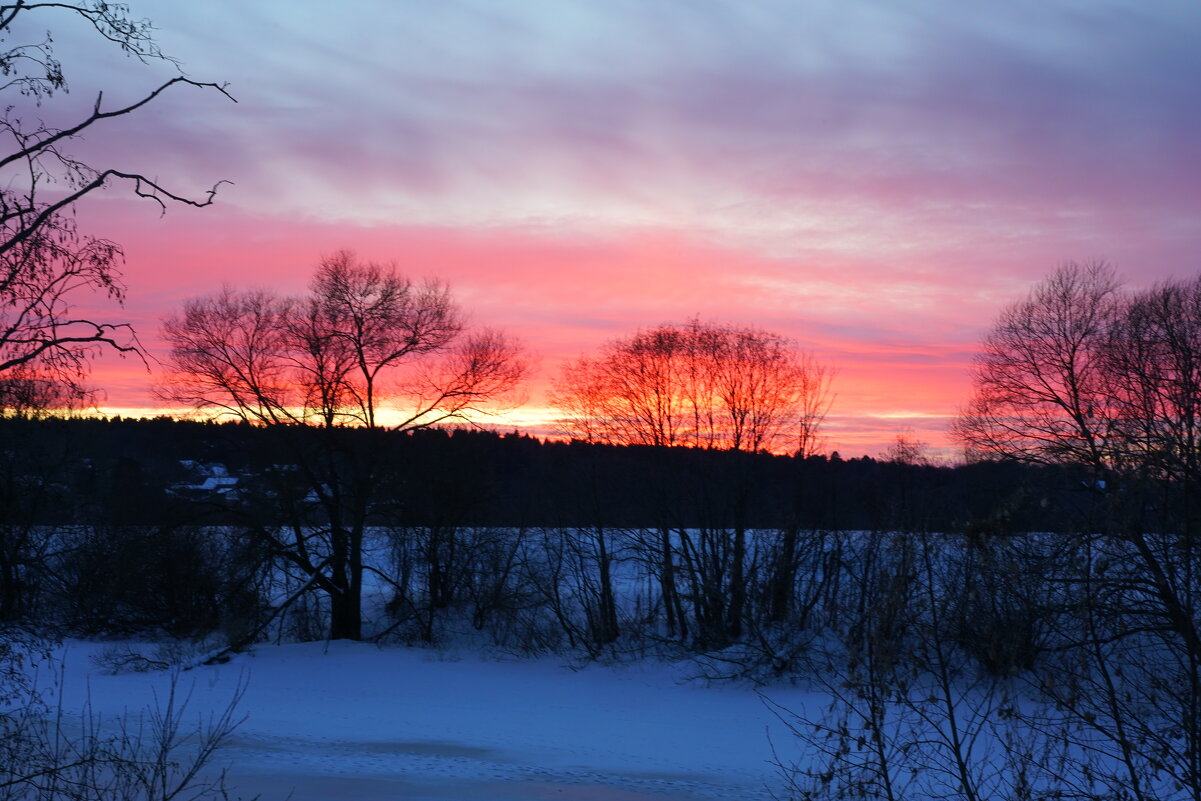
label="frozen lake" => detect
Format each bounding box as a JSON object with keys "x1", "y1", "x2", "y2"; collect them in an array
[{"x1": 52, "y1": 641, "x2": 810, "y2": 801}]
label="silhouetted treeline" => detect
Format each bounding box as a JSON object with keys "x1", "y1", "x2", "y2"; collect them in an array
[{"x1": 2, "y1": 414, "x2": 1098, "y2": 532}]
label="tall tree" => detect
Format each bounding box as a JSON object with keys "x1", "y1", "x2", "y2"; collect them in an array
[
  {"x1": 0, "y1": 2, "x2": 232, "y2": 402},
  {"x1": 310, "y1": 251, "x2": 462, "y2": 429},
  {"x1": 551, "y1": 319, "x2": 834, "y2": 645},
  {"x1": 954, "y1": 263, "x2": 1201, "y2": 800},
  {"x1": 160, "y1": 252, "x2": 527, "y2": 641}
]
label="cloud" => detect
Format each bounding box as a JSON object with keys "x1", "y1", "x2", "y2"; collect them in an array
[{"x1": 53, "y1": 2, "x2": 1199, "y2": 238}]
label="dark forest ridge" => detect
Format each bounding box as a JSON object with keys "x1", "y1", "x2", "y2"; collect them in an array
[{"x1": 2, "y1": 414, "x2": 1083, "y2": 532}]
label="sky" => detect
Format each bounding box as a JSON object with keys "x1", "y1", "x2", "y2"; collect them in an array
[{"x1": 29, "y1": 0, "x2": 1201, "y2": 456}]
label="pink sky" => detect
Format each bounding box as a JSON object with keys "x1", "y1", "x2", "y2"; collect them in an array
[{"x1": 30, "y1": 1, "x2": 1201, "y2": 456}]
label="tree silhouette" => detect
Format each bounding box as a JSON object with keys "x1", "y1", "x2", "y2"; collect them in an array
[
  {"x1": 551, "y1": 319, "x2": 834, "y2": 646},
  {"x1": 163, "y1": 252, "x2": 525, "y2": 432},
  {"x1": 952, "y1": 262, "x2": 1201, "y2": 801},
  {"x1": 552, "y1": 318, "x2": 834, "y2": 454},
  {"x1": 160, "y1": 251, "x2": 527, "y2": 641},
  {"x1": 0, "y1": 1, "x2": 233, "y2": 403},
  {"x1": 953, "y1": 261, "x2": 1120, "y2": 471}
]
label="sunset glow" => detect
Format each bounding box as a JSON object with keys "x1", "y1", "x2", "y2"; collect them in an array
[{"x1": 52, "y1": 1, "x2": 1201, "y2": 456}]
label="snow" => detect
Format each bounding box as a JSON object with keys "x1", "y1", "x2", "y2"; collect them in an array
[{"x1": 51, "y1": 641, "x2": 813, "y2": 801}]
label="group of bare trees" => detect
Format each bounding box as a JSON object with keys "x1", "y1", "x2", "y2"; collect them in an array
[
  {"x1": 0, "y1": 1, "x2": 839, "y2": 657},
  {"x1": 778, "y1": 526, "x2": 1201, "y2": 801},
  {"x1": 777, "y1": 262, "x2": 1201, "y2": 801},
  {"x1": 154, "y1": 296, "x2": 838, "y2": 646},
  {"x1": 552, "y1": 319, "x2": 834, "y2": 456},
  {"x1": 546, "y1": 320, "x2": 834, "y2": 647},
  {"x1": 956, "y1": 260, "x2": 1201, "y2": 494},
  {"x1": 949, "y1": 262, "x2": 1201, "y2": 801}
]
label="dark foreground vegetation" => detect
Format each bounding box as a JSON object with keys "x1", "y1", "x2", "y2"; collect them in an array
[{"x1": 1, "y1": 412, "x2": 1085, "y2": 642}]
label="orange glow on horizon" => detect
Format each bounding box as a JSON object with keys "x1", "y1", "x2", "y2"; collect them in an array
[
  {"x1": 81, "y1": 402, "x2": 963, "y2": 463},
  {"x1": 66, "y1": 209, "x2": 998, "y2": 459}
]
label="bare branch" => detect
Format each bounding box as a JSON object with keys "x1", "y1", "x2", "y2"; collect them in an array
[{"x1": 0, "y1": 3, "x2": 231, "y2": 404}]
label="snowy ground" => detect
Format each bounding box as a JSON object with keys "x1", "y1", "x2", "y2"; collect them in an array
[{"x1": 49, "y1": 641, "x2": 813, "y2": 801}]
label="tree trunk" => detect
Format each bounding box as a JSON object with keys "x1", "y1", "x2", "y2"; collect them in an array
[
  {"x1": 659, "y1": 526, "x2": 685, "y2": 639},
  {"x1": 595, "y1": 526, "x2": 619, "y2": 644},
  {"x1": 327, "y1": 521, "x2": 363, "y2": 641},
  {"x1": 328, "y1": 586, "x2": 361, "y2": 641},
  {"x1": 726, "y1": 526, "x2": 747, "y2": 640},
  {"x1": 767, "y1": 526, "x2": 798, "y2": 623}
]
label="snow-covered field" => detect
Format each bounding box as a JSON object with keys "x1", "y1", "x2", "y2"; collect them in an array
[{"x1": 50, "y1": 641, "x2": 812, "y2": 801}]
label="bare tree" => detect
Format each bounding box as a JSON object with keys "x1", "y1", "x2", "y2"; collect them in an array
[
  {"x1": 551, "y1": 319, "x2": 834, "y2": 454},
  {"x1": 951, "y1": 262, "x2": 1201, "y2": 801},
  {"x1": 953, "y1": 261, "x2": 1120, "y2": 472},
  {"x1": 0, "y1": 2, "x2": 233, "y2": 402},
  {"x1": 1105, "y1": 276, "x2": 1201, "y2": 490},
  {"x1": 162, "y1": 253, "x2": 525, "y2": 432},
  {"x1": 310, "y1": 251, "x2": 462, "y2": 429},
  {"x1": 160, "y1": 253, "x2": 527, "y2": 641},
  {"x1": 551, "y1": 320, "x2": 835, "y2": 646},
  {"x1": 160, "y1": 287, "x2": 296, "y2": 425}
]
